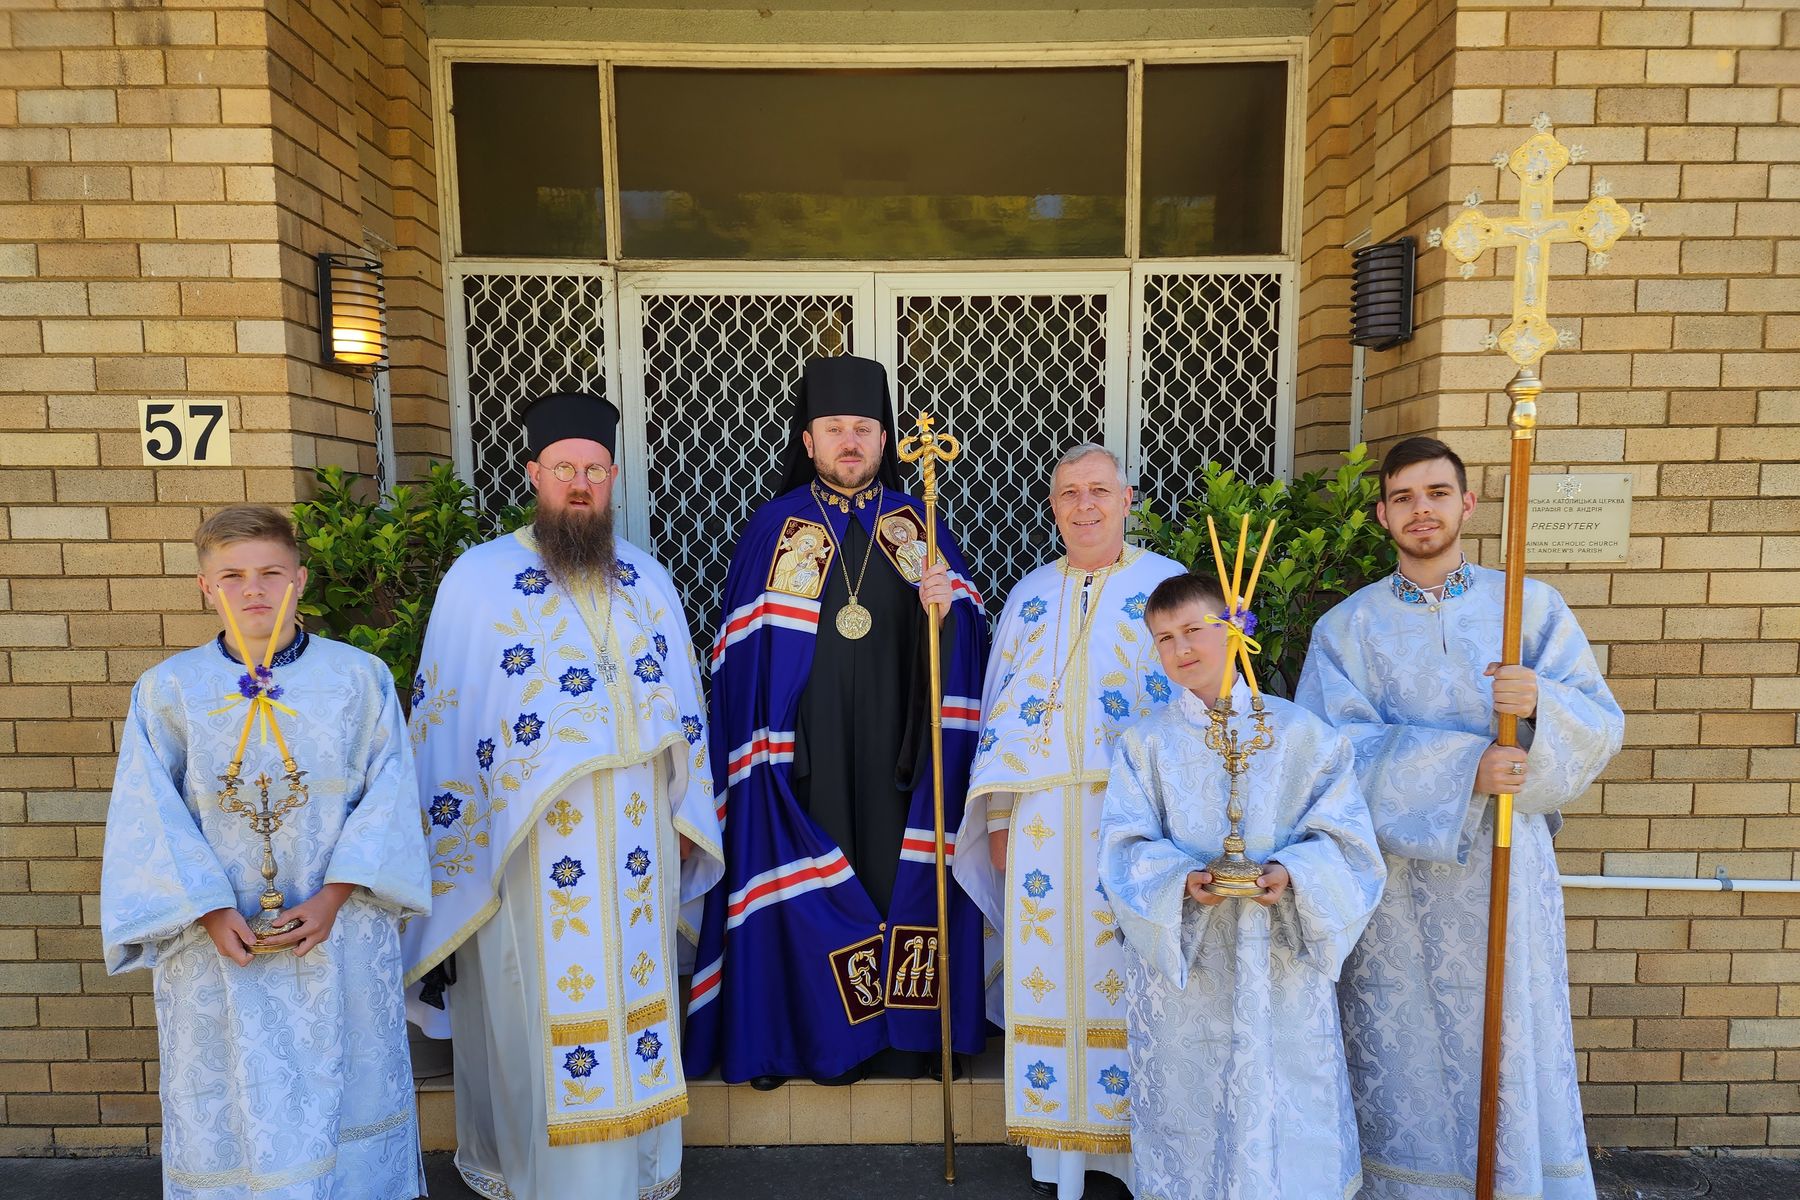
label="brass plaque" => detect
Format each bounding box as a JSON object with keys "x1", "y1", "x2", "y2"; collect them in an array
[{"x1": 1502, "y1": 472, "x2": 1631, "y2": 564}]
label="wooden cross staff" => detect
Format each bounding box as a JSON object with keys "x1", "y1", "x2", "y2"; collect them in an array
[{"x1": 1428, "y1": 114, "x2": 1643, "y2": 1200}]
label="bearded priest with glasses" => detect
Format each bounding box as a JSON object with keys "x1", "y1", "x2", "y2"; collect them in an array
[
  {"x1": 402, "y1": 391, "x2": 724, "y2": 1200},
  {"x1": 682, "y1": 355, "x2": 991, "y2": 1091}
]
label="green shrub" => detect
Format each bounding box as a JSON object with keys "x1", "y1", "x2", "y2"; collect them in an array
[
  {"x1": 292, "y1": 463, "x2": 484, "y2": 702},
  {"x1": 1131, "y1": 446, "x2": 1396, "y2": 698}
]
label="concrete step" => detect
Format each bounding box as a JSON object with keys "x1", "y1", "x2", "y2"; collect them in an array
[{"x1": 415, "y1": 1051, "x2": 1010, "y2": 1149}]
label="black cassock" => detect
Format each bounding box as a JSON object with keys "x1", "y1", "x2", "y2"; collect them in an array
[{"x1": 791, "y1": 514, "x2": 954, "y2": 916}]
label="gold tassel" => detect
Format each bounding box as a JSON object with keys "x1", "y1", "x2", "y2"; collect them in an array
[
  {"x1": 546, "y1": 1093, "x2": 688, "y2": 1147},
  {"x1": 1011, "y1": 1022, "x2": 1067, "y2": 1047},
  {"x1": 626, "y1": 998, "x2": 668, "y2": 1033},
  {"x1": 1007, "y1": 1125, "x2": 1132, "y2": 1154},
  {"x1": 549, "y1": 1016, "x2": 611, "y2": 1045},
  {"x1": 1085, "y1": 1027, "x2": 1127, "y2": 1049}
]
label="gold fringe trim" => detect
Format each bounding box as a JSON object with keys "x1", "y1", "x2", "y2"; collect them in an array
[
  {"x1": 546, "y1": 1092, "x2": 688, "y2": 1147},
  {"x1": 626, "y1": 998, "x2": 668, "y2": 1033},
  {"x1": 1085, "y1": 1027, "x2": 1128, "y2": 1049},
  {"x1": 1007, "y1": 1125, "x2": 1132, "y2": 1155},
  {"x1": 1011, "y1": 1022, "x2": 1068, "y2": 1047},
  {"x1": 549, "y1": 1017, "x2": 611, "y2": 1045}
]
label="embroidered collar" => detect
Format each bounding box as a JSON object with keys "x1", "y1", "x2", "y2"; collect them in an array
[
  {"x1": 811, "y1": 479, "x2": 882, "y2": 514},
  {"x1": 215, "y1": 628, "x2": 309, "y2": 668},
  {"x1": 1390, "y1": 558, "x2": 1473, "y2": 606}
]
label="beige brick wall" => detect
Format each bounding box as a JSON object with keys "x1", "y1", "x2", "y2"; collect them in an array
[
  {"x1": 1303, "y1": 0, "x2": 1800, "y2": 1150},
  {"x1": 0, "y1": 0, "x2": 443, "y2": 1155}
]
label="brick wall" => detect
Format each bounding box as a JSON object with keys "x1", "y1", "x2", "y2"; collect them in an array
[
  {"x1": 1302, "y1": 0, "x2": 1800, "y2": 1150},
  {"x1": 0, "y1": 0, "x2": 442, "y2": 1154}
]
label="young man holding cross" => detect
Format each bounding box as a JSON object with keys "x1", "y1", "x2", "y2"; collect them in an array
[{"x1": 1296, "y1": 437, "x2": 1623, "y2": 1200}]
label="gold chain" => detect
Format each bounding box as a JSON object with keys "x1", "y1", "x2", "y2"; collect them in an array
[
  {"x1": 812, "y1": 481, "x2": 886, "y2": 607},
  {"x1": 1045, "y1": 555, "x2": 1121, "y2": 709}
]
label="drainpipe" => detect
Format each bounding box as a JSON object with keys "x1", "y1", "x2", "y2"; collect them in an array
[{"x1": 1559, "y1": 867, "x2": 1800, "y2": 894}]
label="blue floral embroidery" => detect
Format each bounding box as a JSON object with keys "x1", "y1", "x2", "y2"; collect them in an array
[
  {"x1": 1123, "y1": 592, "x2": 1149, "y2": 619},
  {"x1": 514, "y1": 567, "x2": 550, "y2": 596},
  {"x1": 625, "y1": 846, "x2": 651, "y2": 877},
  {"x1": 549, "y1": 856, "x2": 585, "y2": 889},
  {"x1": 1024, "y1": 1060, "x2": 1056, "y2": 1090},
  {"x1": 1020, "y1": 695, "x2": 1051, "y2": 726},
  {"x1": 1094, "y1": 877, "x2": 1108, "y2": 900},
  {"x1": 978, "y1": 728, "x2": 999, "y2": 753},
  {"x1": 1022, "y1": 869, "x2": 1053, "y2": 899},
  {"x1": 563, "y1": 1045, "x2": 598, "y2": 1078},
  {"x1": 653, "y1": 632, "x2": 669, "y2": 659},
  {"x1": 615, "y1": 562, "x2": 640, "y2": 587},
  {"x1": 633, "y1": 655, "x2": 663, "y2": 683},
  {"x1": 681, "y1": 714, "x2": 703, "y2": 745},
  {"x1": 410, "y1": 673, "x2": 425, "y2": 708},
  {"x1": 1144, "y1": 672, "x2": 1173, "y2": 704},
  {"x1": 1098, "y1": 1065, "x2": 1129, "y2": 1096},
  {"x1": 513, "y1": 712, "x2": 543, "y2": 745},
  {"x1": 559, "y1": 666, "x2": 595, "y2": 696},
  {"x1": 500, "y1": 643, "x2": 535, "y2": 676},
  {"x1": 428, "y1": 792, "x2": 461, "y2": 828},
  {"x1": 476, "y1": 738, "x2": 495, "y2": 770},
  {"x1": 634, "y1": 1031, "x2": 663, "y2": 1062},
  {"x1": 1390, "y1": 557, "x2": 1474, "y2": 606},
  {"x1": 1019, "y1": 597, "x2": 1048, "y2": 624},
  {"x1": 1100, "y1": 689, "x2": 1130, "y2": 720}
]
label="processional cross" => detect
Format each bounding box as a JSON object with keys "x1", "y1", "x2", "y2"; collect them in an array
[
  {"x1": 1430, "y1": 112, "x2": 1646, "y2": 371},
  {"x1": 1426, "y1": 114, "x2": 1644, "y2": 1200}
]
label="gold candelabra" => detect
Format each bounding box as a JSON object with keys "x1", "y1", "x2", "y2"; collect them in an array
[
  {"x1": 1200, "y1": 513, "x2": 1279, "y2": 898},
  {"x1": 209, "y1": 584, "x2": 310, "y2": 952}
]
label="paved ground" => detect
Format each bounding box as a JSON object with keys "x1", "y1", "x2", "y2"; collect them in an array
[{"x1": 3, "y1": 1146, "x2": 1799, "y2": 1198}]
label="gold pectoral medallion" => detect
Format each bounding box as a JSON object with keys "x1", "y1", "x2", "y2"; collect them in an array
[
  {"x1": 835, "y1": 600, "x2": 872, "y2": 641},
  {"x1": 883, "y1": 924, "x2": 941, "y2": 1010},
  {"x1": 829, "y1": 933, "x2": 887, "y2": 1024}
]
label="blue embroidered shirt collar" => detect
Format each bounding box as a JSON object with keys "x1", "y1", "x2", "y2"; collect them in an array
[
  {"x1": 215, "y1": 628, "x2": 309, "y2": 667},
  {"x1": 1390, "y1": 557, "x2": 1474, "y2": 606}
]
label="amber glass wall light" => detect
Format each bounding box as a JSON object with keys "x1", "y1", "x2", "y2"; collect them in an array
[{"x1": 316, "y1": 252, "x2": 388, "y2": 372}]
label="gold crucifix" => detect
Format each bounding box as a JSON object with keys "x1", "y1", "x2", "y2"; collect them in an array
[{"x1": 1428, "y1": 113, "x2": 1645, "y2": 369}]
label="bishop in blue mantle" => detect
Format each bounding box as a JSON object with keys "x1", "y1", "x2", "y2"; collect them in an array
[{"x1": 683, "y1": 356, "x2": 991, "y2": 1086}]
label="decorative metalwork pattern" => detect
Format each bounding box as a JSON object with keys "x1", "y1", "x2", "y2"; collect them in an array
[
  {"x1": 1134, "y1": 271, "x2": 1283, "y2": 514},
  {"x1": 638, "y1": 292, "x2": 856, "y2": 639},
  {"x1": 893, "y1": 292, "x2": 1110, "y2": 608},
  {"x1": 461, "y1": 272, "x2": 610, "y2": 517}
]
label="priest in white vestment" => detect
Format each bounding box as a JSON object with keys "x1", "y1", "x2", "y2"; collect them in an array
[
  {"x1": 1100, "y1": 570, "x2": 1384, "y2": 1200},
  {"x1": 1296, "y1": 437, "x2": 1623, "y2": 1200},
  {"x1": 954, "y1": 444, "x2": 1185, "y2": 1199},
  {"x1": 403, "y1": 393, "x2": 724, "y2": 1200},
  {"x1": 101, "y1": 505, "x2": 432, "y2": 1200}
]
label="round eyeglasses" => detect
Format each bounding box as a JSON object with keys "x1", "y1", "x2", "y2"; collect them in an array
[{"x1": 549, "y1": 462, "x2": 616, "y2": 484}]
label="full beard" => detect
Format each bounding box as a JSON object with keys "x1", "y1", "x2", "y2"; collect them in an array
[
  {"x1": 535, "y1": 503, "x2": 617, "y2": 587},
  {"x1": 815, "y1": 453, "x2": 880, "y2": 493}
]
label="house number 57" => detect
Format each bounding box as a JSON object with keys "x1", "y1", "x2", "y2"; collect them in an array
[{"x1": 138, "y1": 399, "x2": 232, "y2": 466}]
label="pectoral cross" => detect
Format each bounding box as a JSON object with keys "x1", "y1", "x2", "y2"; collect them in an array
[{"x1": 1428, "y1": 113, "x2": 1645, "y2": 369}]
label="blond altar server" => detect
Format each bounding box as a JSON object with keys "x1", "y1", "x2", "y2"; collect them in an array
[
  {"x1": 953, "y1": 444, "x2": 1185, "y2": 1198},
  {"x1": 403, "y1": 393, "x2": 724, "y2": 1200},
  {"x1": 101, "y1": 505, "x2": 431, "y2": 1200}
]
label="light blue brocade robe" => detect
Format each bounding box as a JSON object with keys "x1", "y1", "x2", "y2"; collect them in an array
[
  {"x1": 1297, "y1": 565, "x2": 1624, "y2": 1200},
  {"x1": 1099, "y1": 688, "x2": 1385, "y2": 1200},
  {"x1": 101, "y1": 636, "x2": 431, "y2": 1200}
]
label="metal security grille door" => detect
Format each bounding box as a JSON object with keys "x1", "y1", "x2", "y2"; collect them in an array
[
  {"x1": 1128, "y1": 265, "x2": 1295, "y2": 517},
  {"x1": 876, "y1": 274, "x2": 1129, "y2": 611},
  {"x1": 451, "y1": 267, "x2": 617, "y2": 517},
  {"x1": 616, "y1": 275, "x2": 875, "y2": 639}
]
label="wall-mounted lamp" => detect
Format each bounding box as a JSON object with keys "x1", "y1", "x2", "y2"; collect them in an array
[
  {"x1": 316, "y1": 252, "x2": 388, "y2": 372},
  {"x1": 1350, "y1": 236, "x2": 1416, "y2": 351}
]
